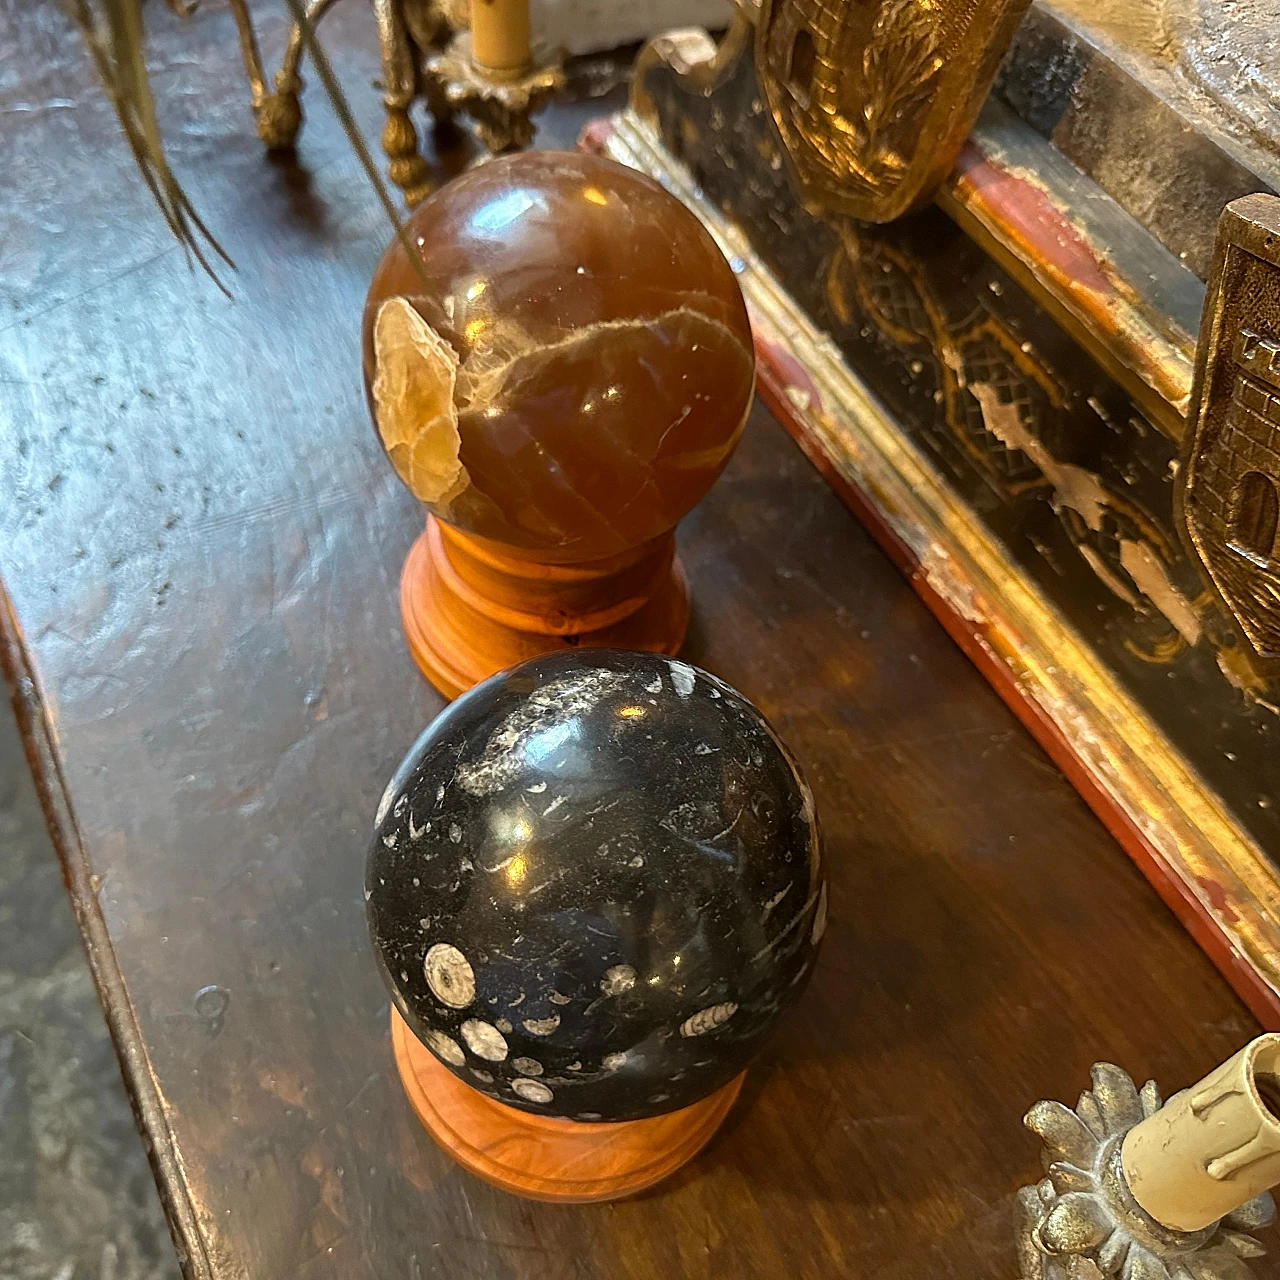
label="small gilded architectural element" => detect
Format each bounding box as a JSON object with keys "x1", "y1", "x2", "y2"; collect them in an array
[
  {"x1": 1179, "y1": 195, "x2": 1280, "y2": 678},
  {"x1": 754, "y1": 0, "x2": 1031, "y2": 222},
  {"x1": 1018, "y1": 1053, "x2": 1278, "y2": 1280}
]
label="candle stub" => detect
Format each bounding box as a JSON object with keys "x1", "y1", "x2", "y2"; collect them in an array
[{"x1": 470, "y1": 0, "x2": 532, "y2": 73}]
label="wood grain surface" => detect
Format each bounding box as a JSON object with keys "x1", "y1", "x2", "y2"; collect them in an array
[
  {"x1": 391, "y1": 1010, "x2": 744, "y2": 1203},
  {"x1": 0, "y1": 2, "x2": 1273, "y2": 1276},
  {"x1": 399, "y1": 518, "x2": 689, "y2": 698}
]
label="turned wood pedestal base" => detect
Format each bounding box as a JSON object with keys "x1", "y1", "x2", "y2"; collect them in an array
[
  {"x1": 391, "y1": 1009, "x2": 743, "y2": 1202},
  {"x1": 400, "y1": 516, "x2": 690, "y2": 698}
]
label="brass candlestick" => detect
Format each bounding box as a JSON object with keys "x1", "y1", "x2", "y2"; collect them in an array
[
  {"x1": 81, "y1": 0, "x2": 563, "y2": 235},
  {"x1": 425, "y1": 0, "x2": 565, "y2": 154},
  {"x1": 227, "y1": 0, "x2": 455, "y2": 205},
  {"x1": 244, "y1": 0, "x2": 563, "y2": 173}
]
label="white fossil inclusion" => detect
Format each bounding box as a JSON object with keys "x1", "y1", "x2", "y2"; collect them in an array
[
  {"x1": 600, "y1": 964, "x2": 637, "y2": 996},
  {"x1": 456, "y1": 668, "x2": 629, "y2": 796},
  {"x1": 522, "y1": 1015, "x2": 560, "y2": 1036},
  {"x1": 423, "y1": 1029, "x2": 465, "y2": 1066},
  {"x1": 668, "y1": 660, "x2": 697, "y2": 697},
  {"x1": 679, "y1": 1002, "x2": 737, "y2": 1037},
  {"x1": 423, "y1": 943, "x2": 475, "y2": 1009},
  {"x1": 512, "y1": 1078, "x2": 553, "y2": 1104},
  {"x1": 460, "y1": 1019, "x2": 509, "y2": 1062}
]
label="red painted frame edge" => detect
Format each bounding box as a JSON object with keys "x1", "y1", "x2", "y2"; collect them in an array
[
  {"x1": 752, "y1": 353, "x2": 1279, "y2": 1030},
  {"x1": 580, "y1": 113, "x2": 1278, "y2": 1029}
]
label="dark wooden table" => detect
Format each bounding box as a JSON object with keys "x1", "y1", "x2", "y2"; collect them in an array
[{"x1": 1, "y1": 3, "x2": 1272, "y2": 1277}]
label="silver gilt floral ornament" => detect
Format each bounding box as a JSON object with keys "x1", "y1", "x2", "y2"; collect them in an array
[{"x1": 1019, "y1": 1045, "x2": 1280, "y2": 1280}]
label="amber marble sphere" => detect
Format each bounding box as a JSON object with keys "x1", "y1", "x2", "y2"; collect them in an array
[
  {"x1": 362, "y1": 150, "x2": 755, "y2": 560},
  {"x1": 361, "y1": 151, "x2": 755, "y2": 697}
]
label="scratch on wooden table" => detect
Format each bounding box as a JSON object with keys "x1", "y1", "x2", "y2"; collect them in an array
[{"x1": 0, "y1": 246, "x2": 181, "y2": 339}]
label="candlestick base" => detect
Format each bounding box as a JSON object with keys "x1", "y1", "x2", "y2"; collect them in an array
[
  {"x1": 1018, "y1": 1057, "x2": 1278, "y2": 1279},
  {"x1": 425, "y1": 31, "x2": 565, "y2": 153}
]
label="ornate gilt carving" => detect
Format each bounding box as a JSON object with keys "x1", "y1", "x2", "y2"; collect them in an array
[
  {"x1": 176, "y1": 0, "x2": 559, "y2": 205},
  {"x1": 603, "y1": 105, "x2": 1280, "y2": 1014},
  {"x1": 1179, "y1": 196, "x2": 1280, "y2": 679},
  {"x1": 222, "y1": 0, "x2": 454, "y2": 202},
  {"x1": 755, "y1": 0, "x2": 1032, "y2": 222},
  {"x1": 424, "y1": 31, "x2": 565, "y2": 154}
]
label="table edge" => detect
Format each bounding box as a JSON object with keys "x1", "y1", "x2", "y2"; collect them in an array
[{"x1": 0, "y1": 577, "x2": 211, "y2": 1280}]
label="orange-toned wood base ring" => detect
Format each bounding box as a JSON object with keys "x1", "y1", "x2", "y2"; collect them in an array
[
  {"x1": 391, "y1": 1009, "x2": 743, "y2": 1203},
  {"x1": 400, "y1": 516, "x2": 690, "y2": 699}
]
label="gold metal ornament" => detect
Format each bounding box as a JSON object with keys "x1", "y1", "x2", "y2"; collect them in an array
[
  {"x1": 606, "y1": 101, "x2": 1280, "y2": 1020},
  {"x1": 424, "y1": 30, "x2": 565, "y2": 154},
  {"x1": 227, "y1": 0, "x2": 453, "y2": 204},
  {"x1": 79, "y1": 0, "x2": 563, "y2": 231},
  {"x1": 1178, "y1": 195, "x2": 1280, "y2": 682},
  {"x1": 228, "y1": 0, "x2": 565, "y2": 186},
  {"x1": 754, "y1": 0, "x2": 1032, "y2": 222}
]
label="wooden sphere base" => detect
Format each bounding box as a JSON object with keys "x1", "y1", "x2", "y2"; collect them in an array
[
  {"x1": 391, "y1": 1009, "x2": 743, "y2": 1203},
  {"x1": 400, "y1": 516, "x2": 690, "y2": 698}
]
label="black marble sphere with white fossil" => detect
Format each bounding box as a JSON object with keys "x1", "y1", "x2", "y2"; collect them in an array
[{"x1": 366, "y1": 649, "x2": 825, "y2": 1123}]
